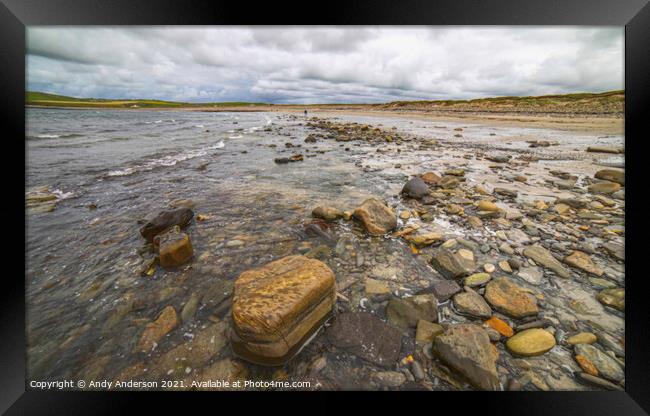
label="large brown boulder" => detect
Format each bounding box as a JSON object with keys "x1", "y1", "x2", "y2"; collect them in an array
[
  {"x1": 140, "y1": 208, "x2": 194, "y2": 242},
  {"x1": 231, "y1": 255, "x2": 335, "y2": 365},
  {"x1": 353, "y1": 198, "x2": 397, "y2": 235},
  {"x1": 433, "y1": 324, "x2": 500, "y2": 390}
]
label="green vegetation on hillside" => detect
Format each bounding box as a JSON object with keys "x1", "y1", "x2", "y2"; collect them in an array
[
  {"x1": 380, "y1": 90, "x2": 624, "y2": 115},
  {"x1": 26, "y1": 91, "x2": 265, "y2": 108},
  {"x1": 26, "y1": 90, "x2": 624, "y2": 115}
]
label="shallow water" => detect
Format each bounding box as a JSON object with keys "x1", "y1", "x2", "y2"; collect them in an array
[{"x1": 26, "y1": 108, "x2": 624, "y2": 390}]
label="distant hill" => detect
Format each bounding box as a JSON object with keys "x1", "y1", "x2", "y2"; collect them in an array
[
  {"x1": 26, "y1": 91, "x2": 265, "y2": 108},
  {"x1": 377, "y1": 90, "x2": 624, "y2": 115},
  {"x1": 26, "y1": 90, "x2": 624, "y2": 116}
]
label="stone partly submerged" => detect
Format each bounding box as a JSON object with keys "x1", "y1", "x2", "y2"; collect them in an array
[
  {"x1": 564, "y1": 250, "x2": 603, "y2": 276},
  {"x1": 594, "y1": 169, "x2": 624, "y2": 186},
  {"x1": 588, "y1": 181, "x2": 621, "y2": 195},
  {"x1": 231, "y1": 255, "x2": 336, "y2": 365},
  {"x1": 484, "y1": 277, "x2": 539, "y2": 319},
  {"x1": 140, "y1": 208, "x2": 194, "y2": 242},
  {"x1": 353, "y1": 198, "x2": 397, "y2": 235},
  {"x1": 433, "y1": 324, "x2": 500, "y2": 391},
  {"x1": 430, "y1": 248, "x2": 476, "y2": 279},
  {"x1": 596, "y1": 288, "x2": 625, "y2": 312},
  {"x1": 135, "y1": 306, "x2": 179, "y2": 352},
  {"x1": 574, "y1": 344, "x2": 624, "y2": 382},
  {"x1": 587, "y1": 146, "x2": 624, "y2": 154},
  {"x1": 155, "y1": 226, "x2": 194, "y2": 268},
  {"x1": 386, "y1": 294, "x2": 438, "y2": 328},
  {"x1": 326, "y1": 312, "x2": 402, "y2": 367},
  {"x1": 523, "y1": 245, "x2": 570, "y2": 278},
  {"x1": 312, "y1": 206, "x2": 345, "y2": 221},
  {"x1": 506, "y1": 328, "x2": 556, "y2": 357},
  {"x1": 401, "y1": 177, "x2": 430, "y2": 199},
  {"x1": 453, "y1": 290, "x2": 492, "y2": 319}
]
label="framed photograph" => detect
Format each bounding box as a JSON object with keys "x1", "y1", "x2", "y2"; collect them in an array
[{"x1": 2, "y1": 0, "x2": 649, "y2": 413}]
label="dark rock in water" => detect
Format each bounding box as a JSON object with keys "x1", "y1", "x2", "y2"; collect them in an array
[
  {"x1": 201, "y1": 279, "x2": 234, "y2": 308},
  {"x1": 274, "y1": 157, "x2": 290, "y2": 164},
  {"x1": 304, "y1": 223, "x2": 337, "y2": 246},
  {"x1": 427, "y1": 280, "x2": 462, "y2": 302},
  {"x1": 433, "y1": 324, "x2": 500, "y2": 391},
  {"x1": 140, "y1": 208, "x2": 194, "y2": 242},
  {"x1": 401, "y1": 177, "x2": 430, "y2": 199},
  {"x1": 386, "y1": 294, "x2": 438, "y2": 328},
  {"x1": 508, "y1": 258, "x2": 521, "y2": 270},
  {"x1": 326, "y1": 312, "x2": 402, "y2": 367},
  {"x1": 430, "y1": 248, "x2": 476, "y2": 279}
]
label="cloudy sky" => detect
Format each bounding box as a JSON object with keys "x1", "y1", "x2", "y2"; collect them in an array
[{"x1": 26, "y1": 26, "x2": 623, "y2": 104}]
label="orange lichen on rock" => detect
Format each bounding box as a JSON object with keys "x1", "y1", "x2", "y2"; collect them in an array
[
  {"x1": 575, "y1": 354, "x2": 599, "y2": 376},
  {"x1": 484, "y1": 316, "x2": 514, "y2": 337}
]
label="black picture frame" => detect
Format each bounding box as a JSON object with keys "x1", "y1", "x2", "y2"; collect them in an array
[{"x1": 2, "y1": 0, "x2": 649, "y2": 414}]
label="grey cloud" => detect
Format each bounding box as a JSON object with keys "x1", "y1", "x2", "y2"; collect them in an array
[{"x1": 27, "y1": 26, "x2": 623, "y2": 103}]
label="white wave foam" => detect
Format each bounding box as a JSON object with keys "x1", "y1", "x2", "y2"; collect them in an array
[
  {"x1": 229, "y1": 135, "x2": 243, "y2": 139},
  {"x1": 106, "y1": 141, "x2": 225, "y2": 177},
  {"x1": 37, "y1": 134, "x2": 60, "y2": 138},
  {"x1": 51, "y1": 188, "x2": 75, "y2": 200}
]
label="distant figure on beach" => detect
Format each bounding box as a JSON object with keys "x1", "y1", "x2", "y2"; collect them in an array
[{"x1": 304, "y1": 109, "x2": 308, "y2": 117}]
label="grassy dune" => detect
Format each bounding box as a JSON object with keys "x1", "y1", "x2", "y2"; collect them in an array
[{"x1": 376, "y1": 90, "x2": 624, "y2": 115}]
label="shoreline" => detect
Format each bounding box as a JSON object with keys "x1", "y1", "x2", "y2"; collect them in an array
[{"x1": 27, "y1": 105, "x2": 624, "y2": 136}]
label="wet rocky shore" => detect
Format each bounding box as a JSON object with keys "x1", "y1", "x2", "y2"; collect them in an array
[{"x1": 26, "y1": 109, "x2": 624, "y2": 390}]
